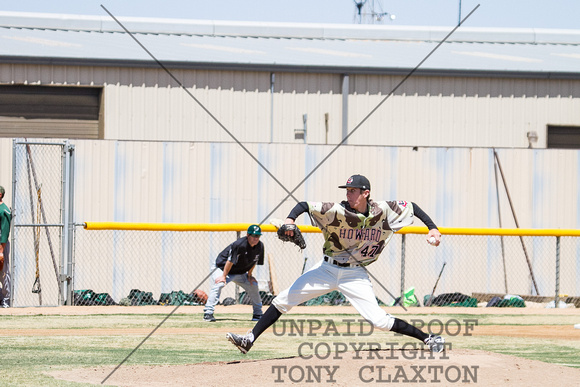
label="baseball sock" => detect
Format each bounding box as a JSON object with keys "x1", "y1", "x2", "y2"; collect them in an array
[
  {"x1": 251, "y1": 305, "x2": 282, "y2": 342},
  {"x1": 390, "y1": 318, "x2": 429, "y2": 342}
]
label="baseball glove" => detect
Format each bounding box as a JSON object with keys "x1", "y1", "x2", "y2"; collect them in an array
[{"x1": 277, "y1": 224, "x2": 307, "y2": 250}]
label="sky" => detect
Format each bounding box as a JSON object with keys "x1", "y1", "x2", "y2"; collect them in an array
[{"x1": 1, "y1": 0, "x2": 580, "y2": 30}]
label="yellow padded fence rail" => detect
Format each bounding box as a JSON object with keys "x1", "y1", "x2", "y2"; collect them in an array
[
  {"x1": 83, "y1": 222, "x2": 320, "y2": 233},
  {"x1": 399, "y1": 226, "x2": 580, "y2": 237},
  {"x1": 83, "y1": 222, "x2": 580, "y2": 237}
]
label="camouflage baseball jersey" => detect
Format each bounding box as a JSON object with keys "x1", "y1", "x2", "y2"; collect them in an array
[{"x1": 307, "y1": 199, "x2": 414, "y2": 266}]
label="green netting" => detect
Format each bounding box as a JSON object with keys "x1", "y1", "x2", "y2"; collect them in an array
[
  {"x1": 300, "y1": 290, "x2": 387, "y2": 306},
  {"x1": 447, "y1": 297, "x2": 479, "y2": 307},
  {"x1": 159, "y1": 290, "x2": 205, "y2": 306},
  {"x1": 73, "y1": 289, "x2": 116, "y2": 306}
]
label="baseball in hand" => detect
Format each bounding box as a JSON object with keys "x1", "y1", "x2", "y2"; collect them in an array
[{"x1": 428, "y1": 236, "x2": 437, "y2": 245}]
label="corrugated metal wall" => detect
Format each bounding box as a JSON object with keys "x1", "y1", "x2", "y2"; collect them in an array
[
  {"x1": 2, "y1": 63, "x2": 580, "y2": 148},
  {"x1": 1, "y1": 138, "x2": 579, "y2": 230},
  {"x1": 273, "y1": 72, "x2": 343, "y2": 144},
  {"x1": 2, "y1": 139, "x2": 579, "y2": 303},
  {"x1": 61, "y1": 139, "x2": 580, "y2": 302},
  {"x1": 348, "y1": 75, "x2": 580, "y2": 148},
  {"x1": 103, "y1": 69, "x2": 272, "y2": 142}
]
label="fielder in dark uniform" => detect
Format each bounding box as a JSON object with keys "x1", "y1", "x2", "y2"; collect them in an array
[
  {"x1": 227, "y1": 175, "x2": 445, "y2": 353},
  {"x1": 204, "y1": 224, "x2": 265, "y2": 322}
]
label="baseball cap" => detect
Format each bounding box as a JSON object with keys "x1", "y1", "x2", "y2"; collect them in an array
[
  {"x1": 247, "y1": 224, "x2": 262, "y2": 235},
  {"x1": 338, "y1": 175, "x2": 371, "y2": 191},
  {"x1": 0, "y1": 186, "x2": 4, "y2": 196}
]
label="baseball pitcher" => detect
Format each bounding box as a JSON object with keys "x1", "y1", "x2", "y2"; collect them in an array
[{"x1": 227, "y1": 175, "x2": 445, "y2": 354}]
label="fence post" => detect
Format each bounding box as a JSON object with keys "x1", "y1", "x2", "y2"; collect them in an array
[
  {"x1": 65, "y1": 143, "x2": 75, "y2": 305},
  {"x1": 10, "y1": 139, "x2": 16, "y2": 308},
  {"x1": 555, "y1": 236, "x2": 560, "y2": 308},
  {"x1": 61, "y1": 142, "x2": 75, "y2": 305},
  {"x1": 235, "y1": 231, "x2": 241, "y2": 303},
  {"x1": 400, "y1": 234, "x2": 406, "y2": 298}
]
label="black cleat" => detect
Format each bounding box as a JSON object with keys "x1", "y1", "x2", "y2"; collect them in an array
[{"x1": 203, "y1": 313, "x2": 216, "y2": 322}]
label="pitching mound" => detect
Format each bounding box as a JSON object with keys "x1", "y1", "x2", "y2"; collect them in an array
[{"x1": 48, "y1": 348, "x2": 580, "y2": 386}]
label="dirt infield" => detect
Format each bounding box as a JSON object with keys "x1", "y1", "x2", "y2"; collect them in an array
[
  {"x1": 4, "y1": 305, "x2": 579, "y2": 386},
  {"x1": 49, "y1": 348, "x2": 580, "y2": 386}
]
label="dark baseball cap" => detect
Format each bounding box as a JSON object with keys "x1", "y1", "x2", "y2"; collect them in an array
[
  {"x1": 247, "y1": 224, "x2": 262, "y2": 235},
  {"x1": 338, "y1": 175, "x2": 371, "y2": 191}
]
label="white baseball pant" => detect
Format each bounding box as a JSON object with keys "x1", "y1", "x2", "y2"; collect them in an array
[{"x1": 272, "y1": 259, "x2": 395, "y2": 331}]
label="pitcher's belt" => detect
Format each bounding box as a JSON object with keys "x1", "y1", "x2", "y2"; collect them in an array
[{"x1": 323, "y1": 256, "x2": 359, "y2": 268}]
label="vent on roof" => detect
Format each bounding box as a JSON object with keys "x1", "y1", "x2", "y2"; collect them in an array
[
  {"x1": 0, "y1": 85, "x2": 101, "y2": 120},
  {"x1": 0, "y1": 85, "x2": 102, "y2": 139},
  {"x1": 547, "y1": 125, "x2": 580, "y2": 149}
]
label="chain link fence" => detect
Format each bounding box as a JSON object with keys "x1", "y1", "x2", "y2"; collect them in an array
[
  {"x1": 72, "y1": 224, "x2": 580, "y2": 309},
  {"x1": 72, "y1": 227, "x2": 318, "y2": 307},
  {"x1": 10, "y1": 140, "x2": 73, "y2": 307}
]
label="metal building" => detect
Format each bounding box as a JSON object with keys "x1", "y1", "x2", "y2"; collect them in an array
[
  {"x1": 0, "y1": 11, "x2": 579, "y2": 148},
  {"x1": 1, "y1": 12, "x2": 580, "y2": 307}
]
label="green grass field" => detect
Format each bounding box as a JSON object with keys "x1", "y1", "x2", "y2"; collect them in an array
[{"x1": 1, "y1": 311, "x2": 579, "y2": 386}]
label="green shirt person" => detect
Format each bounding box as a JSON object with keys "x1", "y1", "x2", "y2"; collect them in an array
[{"x1": 0, "y1": 185, "x2": 12, "y2": 308}]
